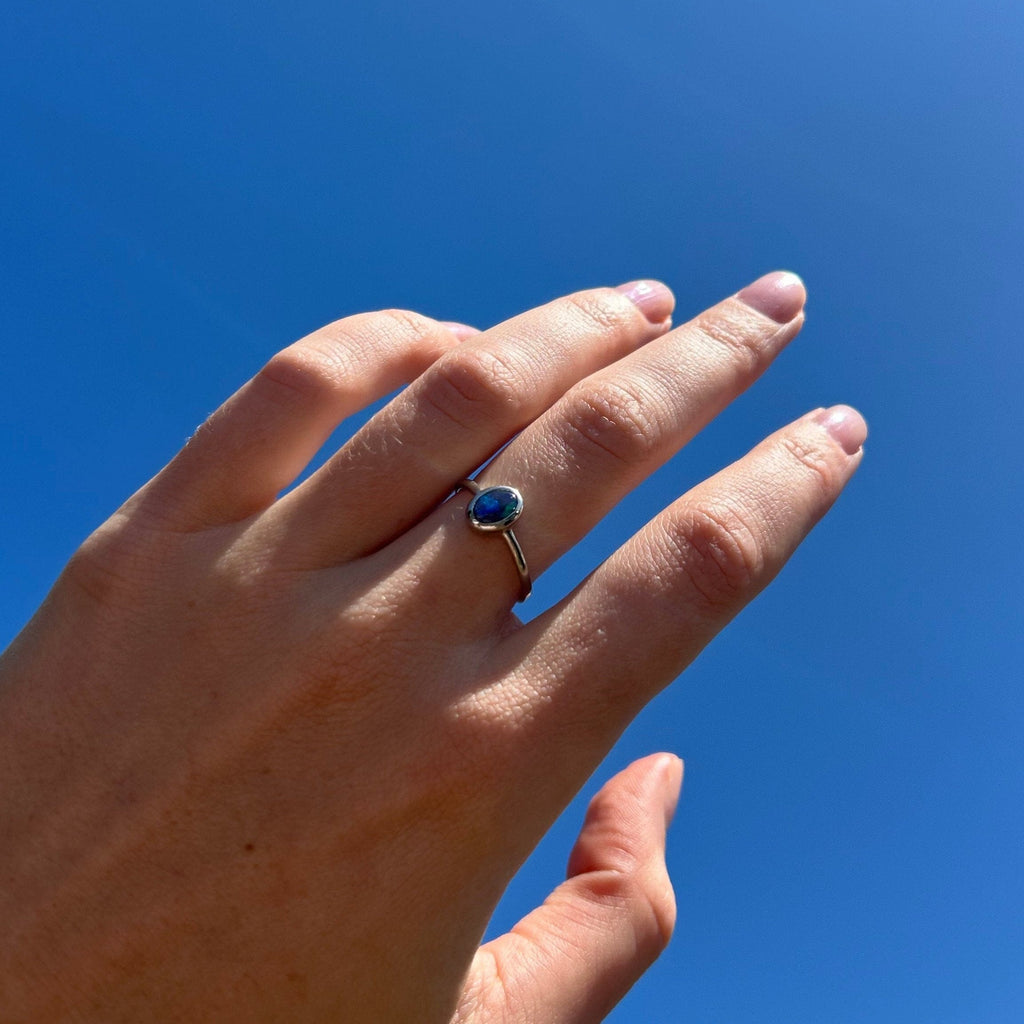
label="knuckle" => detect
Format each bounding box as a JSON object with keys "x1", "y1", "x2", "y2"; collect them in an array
[
  {"x1": 780, "y1": 432, "x2": 841, "y2": 499},
  {"x1": 692, "y1": 305, "x2": 772, "y2": 378},
  {"x1": 674, "y1": 502, "x2": 763, "y2": 609},
  {"x1": 62, "y1": 517, "x2": 158, "y2": 609},
  {"x1": 259, "y1": 341, "x2": 354, "y2": 406},
  {"x1": 259, "y1": 309, "x2": 441, "y2": 406},
  {"x1": 563, "y1": 288, "x2": 636, "y2": 335},
  {"x1": 422, "y1": 346, "x2": 524, "y2": 429},
  {"x1": 628, "y1": 876, "x2": 677, "y2": 955},
  {"x1": 370, "y1": 307, "x2": 439, "y2": 345},
  {"x1": 564, "y1": 379, "x2": 660, "y2": 467},
  {"x1": 586, "y1": 871, "x2": 676, "y2": 960}
]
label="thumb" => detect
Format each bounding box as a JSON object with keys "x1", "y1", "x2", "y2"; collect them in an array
[{"x1": 454, "y1": 753, "x2": 683, "y2": 1024}]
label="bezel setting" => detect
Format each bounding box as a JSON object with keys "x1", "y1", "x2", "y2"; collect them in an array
[{"x1": 466, "y1": 485, "x2": 524, "y2": 532}]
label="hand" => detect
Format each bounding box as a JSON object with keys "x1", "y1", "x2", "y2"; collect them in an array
[{"x1": 0, "y1": 272, "x2": 865, "y2": 1022}]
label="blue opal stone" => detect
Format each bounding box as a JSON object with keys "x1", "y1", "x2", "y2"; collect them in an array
[{"x1": 468, "y1": 485, "x2": 523, "y2": 530}]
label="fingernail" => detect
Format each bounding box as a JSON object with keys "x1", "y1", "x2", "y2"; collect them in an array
[
  {"x1": 439, "y1": 321, "x2": 480, "y2": 341},
  {"x1": 812, "y1": 404, "x2": 868, "y2": 455},
  {"x1": 738, "y1": 271, "x2": 806, "y2": 323},
  {"x1": 658, "y1": 754, "x2": 684, "y2": 826},
  {"x1": 616, "y1": 279, "x2": 675, "y2": 325}
]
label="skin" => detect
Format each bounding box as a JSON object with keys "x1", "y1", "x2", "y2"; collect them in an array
[{"x1": 0, "y1": 272, "x2": 865, "y2": 1023}]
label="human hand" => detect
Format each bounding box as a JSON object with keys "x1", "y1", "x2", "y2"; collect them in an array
[{"x1": 0, "y1": 272, "x2": 865, "y2": 1022}]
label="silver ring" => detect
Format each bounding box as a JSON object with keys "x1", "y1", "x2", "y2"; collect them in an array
[{"x1": 459, "y1": 479, "x2": 532, "y2": 602}]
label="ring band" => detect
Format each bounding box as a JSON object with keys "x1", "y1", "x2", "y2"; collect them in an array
[{"x1": 459, "y1": 479, "x2": 532, "y2": 602}]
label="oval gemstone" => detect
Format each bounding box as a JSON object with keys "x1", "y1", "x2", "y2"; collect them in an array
[{"x1": 468, "y1": 486, "x2": 523, "y2": 530}]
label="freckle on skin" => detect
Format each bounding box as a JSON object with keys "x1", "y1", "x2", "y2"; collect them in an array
[{"x1": 244, "y1": 843, "x2": 255, "y2": 853}]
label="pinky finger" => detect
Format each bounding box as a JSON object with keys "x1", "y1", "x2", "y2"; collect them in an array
[
  {"x1": 135, "y1": 312, "x2": 470, "y2": 530},
  {"x1": 453, "y1": 754, "x2": 682, "y2": 1024}
]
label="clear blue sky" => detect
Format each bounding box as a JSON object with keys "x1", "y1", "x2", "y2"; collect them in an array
[{"x1": 2, "y1": 2, "x2": 1022, "y2": 1020}]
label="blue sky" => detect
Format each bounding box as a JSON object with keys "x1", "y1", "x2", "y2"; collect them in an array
[{"x1": 2, "y1": 1, "x2": 1022, "y2": 1020}]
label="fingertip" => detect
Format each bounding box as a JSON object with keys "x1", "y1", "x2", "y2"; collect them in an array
[
  {"x1": 737, "y1": 270, "x2": 806, "y2": 324},
  {"x1": 438, "y1": 320, "x2": 481, "y2": 342},
  {"x1": 811, "y1": 404, "x2": 868, "y2": 456},
  {"x1": 615, "y1": 279, "x2": 676, "y2": 325}
]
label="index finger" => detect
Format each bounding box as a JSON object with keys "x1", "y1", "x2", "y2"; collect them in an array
[{"x1": 487, "y1": 406, "x2": 866, "y2": 757}]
